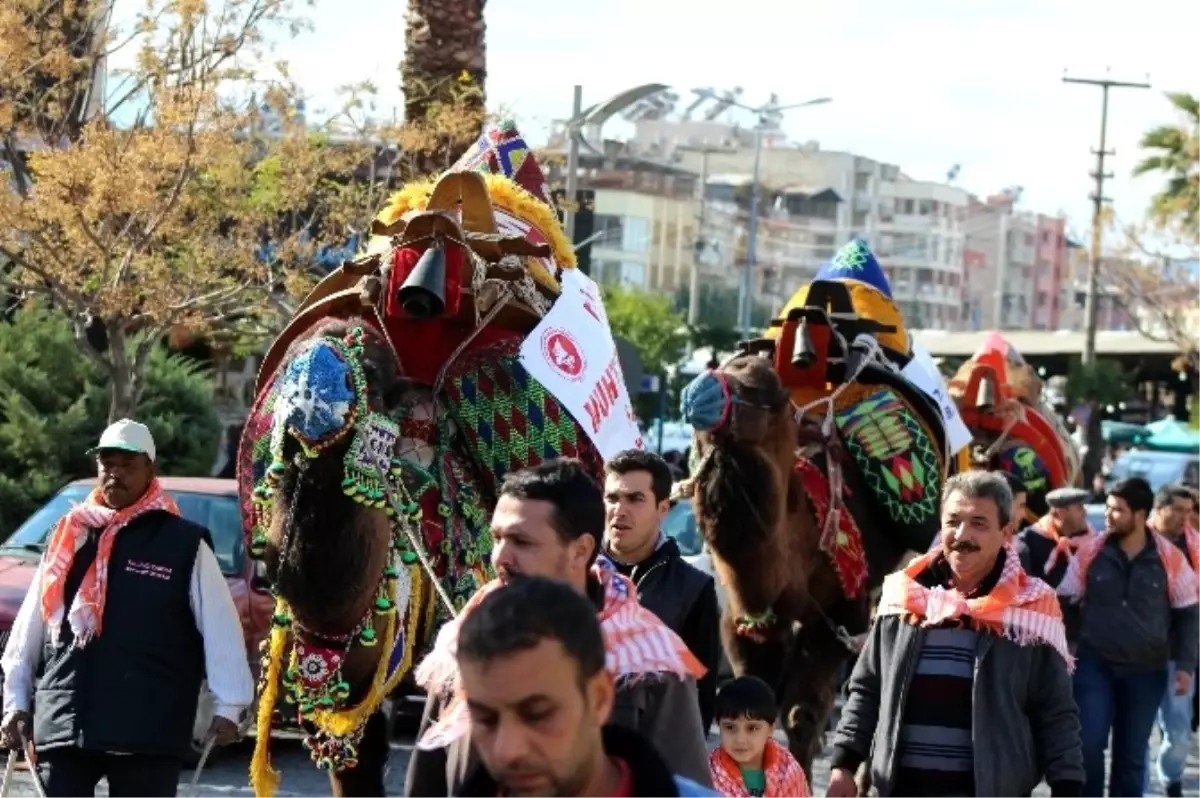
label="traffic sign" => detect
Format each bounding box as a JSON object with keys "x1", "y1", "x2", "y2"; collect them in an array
[{"x1": 639, "y1": 375, "x2": 661, "y2": 394}]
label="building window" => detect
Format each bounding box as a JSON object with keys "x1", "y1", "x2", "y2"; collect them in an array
[{"x1": 854, "y1": 172, "x2": 871, "y2": 191}]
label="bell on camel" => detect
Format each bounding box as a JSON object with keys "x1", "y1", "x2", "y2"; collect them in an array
[
  {"x1": 976, "y1": 375, "x2": 997, "y2": 408},
  {"x1": 791, "y1": 319, "x2": 817, "y2": 368},
  {"x1": 398, "y1": 239, "x2": 447, "y2": 319}
]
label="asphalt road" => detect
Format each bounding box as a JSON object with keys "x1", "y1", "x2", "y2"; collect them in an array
[{"x1": 2, "y1": 727, "x2": 1197, "y2": 796}]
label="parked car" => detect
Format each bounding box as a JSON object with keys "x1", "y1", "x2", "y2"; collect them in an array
[
  {"x1": 0, "y1": 477, "x2": 274, "y2": 764},
  {"x1": 1106, "y1": 450, "x2": 1199, "y2": 493}
]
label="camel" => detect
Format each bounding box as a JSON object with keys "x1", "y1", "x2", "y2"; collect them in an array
[
  {"x1": 236, "y1": 121, "x2": 606, "y2": 797},
  {"x1": 681, "y1": 240, "x2": 951, "y2": 776},
  {"x1": 948, "y1": 331, "x2": 1082, "y2": 522}
]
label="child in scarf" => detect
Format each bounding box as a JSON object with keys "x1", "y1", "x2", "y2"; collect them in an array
[{"x1": 709, "y1": 677, "x2": 810, "y2": 797}]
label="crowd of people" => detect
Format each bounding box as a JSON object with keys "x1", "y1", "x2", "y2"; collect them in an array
[{"x1": 0, "y1": 418, "x2": 1197, "y2": 797}]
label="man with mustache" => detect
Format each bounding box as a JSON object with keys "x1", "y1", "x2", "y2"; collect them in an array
[
  {"x1": 1143, "y1": 485, "x2": 1200, "y2": 797},
  {"x1": 828, "y1": 470, "x2": 1083, "y2": 797},
  {"x1": 452, "y1": 576, "x2": 716, "y2": 797},
  {"x1": 1058, "y1": 478, "x2": 1199, "y2": 797},
  {"x1": 602, "y1": 449, "x2": 719, "y2": 731},
  {"x1": 0, "y1": 420, "x2": 253, "y2": 796},
  {"x1": 405, "y1": 458, "x2": 711, "y2": 796}
]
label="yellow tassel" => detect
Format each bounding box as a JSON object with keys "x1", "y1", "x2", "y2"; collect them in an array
[
  {"x1": 249, "y1": 602, "x2": 288, "y2": 798},
  {"x1": 373, "y1": 173, "x2": 576, "y2": 293}
]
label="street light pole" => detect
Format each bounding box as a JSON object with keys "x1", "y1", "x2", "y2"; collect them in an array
[
  {"x1": 739, "y1": 124, "x2": 765, "y2": 337},
  {"x1": 724, "y1": 95, "x2": 832, "y2": 339},
  {"x1": 564, "y1": 84, "x2": 583, "y2": 241}
]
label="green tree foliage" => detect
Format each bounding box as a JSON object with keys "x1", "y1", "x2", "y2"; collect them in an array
[
  {"x1": 671, "y1": 285, "x2": 773, "y2": 351},
  {"x1": 603, "y1": 287, "x2": 689, "y2": 422},
  {"x1": 1133, "y1": 91, "x2": 1199, "y2": 241},
  {"x1": 0, "y1": 304, "x2": 221, "y2": 535}
]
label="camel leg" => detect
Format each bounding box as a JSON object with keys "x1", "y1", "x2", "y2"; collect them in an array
[
  {"x1": 328, "y1": 710, "x2": 390, "y2": 797},
  {"x1": 779, "y1": 619, "x2": 852, "y2": 778}
]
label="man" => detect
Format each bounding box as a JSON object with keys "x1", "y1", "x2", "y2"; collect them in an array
[
  {"x1": 1058, "y1": 477, "x2": 1199, "y2": 797},
  {"x1": 1017, "y1": 486, "x2": 1094, "y2": 586},
  {"x1": 1145, "y1": 485, "x2": 1200, "y2": 797},
  {"x1": 1002, "y1": 472, "x2": 1029, "y2": 526},
  {"x1": 0, "y1": 420, "x2": 254, "y2": 797},
  {"x1": 602, "y1": 449, "x2": 720, "y2": 730},
  {"x1": 405, "y1": 459, "x2": 711, "y2": 796},
  {"x1": 828, "y1": 471, "x2": 1083, "y2": 797},
  {"x1": 452, "y1": 576, "x2": 716, "y2": 797}
]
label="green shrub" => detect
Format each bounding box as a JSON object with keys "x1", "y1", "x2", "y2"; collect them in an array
[{"x1": 0, "y1": 303, "x2": 221, "y2": 535}]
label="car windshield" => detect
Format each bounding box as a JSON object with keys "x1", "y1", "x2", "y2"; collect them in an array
[
  {"x1": 663, "y1": 501, "x2": 702, "y2": 557},
  {"x1": 1108, "y1": 453, "x2": 1198, "y2": 493},
  {"x1": 2, "y1": 485, "x2": 243, "y2": 575}
]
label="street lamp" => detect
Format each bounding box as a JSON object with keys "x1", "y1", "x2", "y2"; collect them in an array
[{"x1": 706, "y1": 93, "x2": 832, "y2": 338}]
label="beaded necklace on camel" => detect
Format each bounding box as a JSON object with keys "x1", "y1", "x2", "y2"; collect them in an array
[{"x1": 245, "y1": 327, "x2": 432, "y2": 778}]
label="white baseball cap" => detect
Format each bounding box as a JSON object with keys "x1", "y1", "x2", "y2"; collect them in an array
[{"x1": 88, "y1": 419, "x2": 157, "y2": 462}]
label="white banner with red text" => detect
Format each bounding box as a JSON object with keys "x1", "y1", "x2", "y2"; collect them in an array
[{"x1": 518, "y1": 269, "x2": 645, "y2": 460}]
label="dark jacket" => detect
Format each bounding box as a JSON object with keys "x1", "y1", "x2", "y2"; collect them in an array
[
  {"x1": 830, "y1": 566, "x2": 1084, "y2": 796},
  {"x1": 34, "y1": 510, "x2": 210, "y2": 760},
  {"x1": 1015, "y1": 527, "x2": 1083, "y2": 643},
  {"x1": 403, "y1": 578, "x2": 713, "y2": 797},
  {"x1": 455, "y1": 724, "x2": 716, "y2": 797},
  {"x1": 609, "y1": 537, "x2": 720, "y2": 730},
  {"x1": 1070, "y1": 534, "x2": 1200, "y2": 673}
]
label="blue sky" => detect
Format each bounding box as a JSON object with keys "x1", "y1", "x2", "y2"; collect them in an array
[{"x1": 109, "y1": 0, "x2": 1198, "y2": 237}]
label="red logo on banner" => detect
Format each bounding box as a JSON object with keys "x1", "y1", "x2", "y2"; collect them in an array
[{"x1": 540, "y1": 328, "x2": 587, "y2": 382}]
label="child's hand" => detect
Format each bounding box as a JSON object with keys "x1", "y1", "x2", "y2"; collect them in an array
[{"x1": 826, "y1": 767, "x2": 859, "y2": 797}]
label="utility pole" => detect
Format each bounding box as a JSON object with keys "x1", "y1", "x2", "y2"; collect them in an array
[
  {"x1": 1063, "y1": 71, "x2": 1150, "y2": 365},
  {"x1": 564, "y1": 84, "x2": 584, "y2": 241},
  {"x1": 690, "y1": 149, "x2": 709, "y2": 326}
]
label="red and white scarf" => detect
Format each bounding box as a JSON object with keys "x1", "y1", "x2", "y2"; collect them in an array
[
  {"x1": 709, "y1": 739, "x2": 811, "y2": 797},
  {"x1": 414, "y1": 558, "x2": 706, "y2": 750},
  {"x1": 878, "y1": 541, "x2": 1072, "y2": 670},
  {"x1": 1031, "y1": 513, "x2": 1097, "y2": 574},
  {"x1": 40, "y1": 481, "x2": 179, "y2": 647},
  {"x1": 1059, "y1": 529, "x2": 1199, "y2": 608}
]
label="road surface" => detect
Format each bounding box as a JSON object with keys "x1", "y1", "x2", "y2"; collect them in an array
[{"x1": 2, "y1": 727, "x2": 1196, "y2": 796}]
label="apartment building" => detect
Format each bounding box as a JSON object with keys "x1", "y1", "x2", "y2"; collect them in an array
[
  {"x1": 962, "y1": 192, "x2": 1040, "y2": 329},
  {"x1": 639, "y1": 123, "x2": 970, "y2": 328}
]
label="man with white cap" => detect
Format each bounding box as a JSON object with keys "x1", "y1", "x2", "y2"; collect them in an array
[{"x1": 0, "y1": 420, "x2": 254, "y2": 797}]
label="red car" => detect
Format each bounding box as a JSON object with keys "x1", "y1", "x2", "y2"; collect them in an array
[{"x1": 0, "y1": 477, "x2": 275, "y2": 763}]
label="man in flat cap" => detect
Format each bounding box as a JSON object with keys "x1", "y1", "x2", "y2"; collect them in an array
[{"x1": 1017, "y1": 486, "x2": 1095, "y2": 646}]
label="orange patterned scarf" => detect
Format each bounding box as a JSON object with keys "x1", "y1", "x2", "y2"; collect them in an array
[
  {"x1": 40, "y1": 481, "x2": 179, "y2": 647},
  {"x1": 878, "y1": 541, "x2": 1072, "y2": 670},
  {"x1": 1032, "y1": 513, "x2": 1097, "y2": 573},
  {"x1": 1059, "y1": 529, "x2": 1199, "y2": 608},
  {"x1": 709, "y1": 739, "x2": 811, "y2": 797},
  {"x1": 414, "y1": 558, "x2": 706, "y2": 750}
]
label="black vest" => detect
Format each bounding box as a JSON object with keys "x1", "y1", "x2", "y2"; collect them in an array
[{"x1": 34, "y1": 510, "x2": 209, "y2": 759}]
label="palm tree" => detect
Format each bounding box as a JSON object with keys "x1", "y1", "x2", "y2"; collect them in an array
[
  {"x1": 400, "y1": 0, "x2": 487, "y2": 172},
  {"x1": 1133, "y1": 91, "x2": 1199, "y2": 240}
]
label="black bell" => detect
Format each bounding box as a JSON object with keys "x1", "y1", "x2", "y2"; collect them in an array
[
  {"x1": 397, "y1": 240, "x2": 447, "y2": 319},
  {"x1": 791, "y1": 319, "x2": 816, "y2": 368}
]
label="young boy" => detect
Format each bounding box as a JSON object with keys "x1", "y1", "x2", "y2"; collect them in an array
[{"x1": 709, "y1": 676, "x2": 811, "y2": 797}]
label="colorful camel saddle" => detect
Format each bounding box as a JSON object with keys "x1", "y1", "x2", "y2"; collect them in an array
[
  {"x1": 948, "y1": 332, "x2": 1081, "y2": 519},
  {"x1": 702, "y1": 240, "x2": 949, "y2": 568}
]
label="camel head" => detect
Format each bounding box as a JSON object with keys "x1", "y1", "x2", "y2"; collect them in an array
[
  {"x1": 251, "y1": 317, "x2": 407, "y2": 643},
  {"x1": 680, "y1": 352, "x2": 808, "y2": 633}
]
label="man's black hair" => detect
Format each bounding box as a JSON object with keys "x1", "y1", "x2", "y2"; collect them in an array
[
  {"x1": 998, "y1": 470, "x2": 1027, "y2": 496},
  {"x1": 604, "y1": 449, "x2": 673, "y2": 504},
  {"x1": 499, "y1": 459, "x2": 605, "y2": 563},
  {"x1": 1110, "y1": 477, "x2": 1154, "y2": 516},
  {"x1": 714, "y1": 675, "x2": 777, "y2": 724},
  {"x1": 1154, "y1": 483, "x2": 1195, "y2": 511},
  {"x1": 457, "y1": 576, "x2": 606, "y2": 686}
]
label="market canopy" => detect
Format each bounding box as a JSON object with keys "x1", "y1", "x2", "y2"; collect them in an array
[{"x1": 1135, "y1": 418, "x2": 1200, "y2": 454}]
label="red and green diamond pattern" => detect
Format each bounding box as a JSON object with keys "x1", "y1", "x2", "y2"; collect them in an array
[
  {"x1": 442, "y1": 339, "x2": 604, "y2": 496},
  {"x1": 835, "y1": 388, "x2": 939, "y2": 527}
]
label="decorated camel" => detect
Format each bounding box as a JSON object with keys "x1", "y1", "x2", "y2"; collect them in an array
[
  {"x1": 679, "y1": 240, "x2": 956, "y2": 773},
  {"x1": 236, "y1": 121, "x2": 612, "y2": 797},
  {"x1": 948, "y1": 331, "x2": 1082, "y2": 522}
]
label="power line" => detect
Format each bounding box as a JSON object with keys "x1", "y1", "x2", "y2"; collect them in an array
[{"x1": 1062, "y1": 70, "x2": 1151, "y2": 365}]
